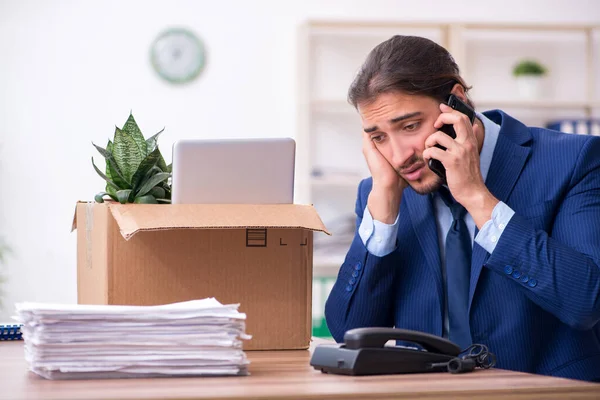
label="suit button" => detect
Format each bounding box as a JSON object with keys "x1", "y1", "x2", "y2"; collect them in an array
[
  {"x1": 520, "y1": 275, "x2": 530, "y2": 283},
  {"x1": 511, "y1": 270, "x2": 522, "y2": 279},
  {"x1": 345, "y1": 285, "x2": 353, "y2": 292},
  {"x1": 355, "y1": 262, "x2": 362, "y2": 271},
  {"x1": 527, "y1": 279, "x2": 537, "y2": 288},
  {"x1": 349, "y1": 277, "x2": 356, "y2": 285},
  {"x1": 504, "y1": 265, "x2": 513, "y2": 275},
  {"x1": 352, "y1": 270, "x2": 359, "y2": 278}
]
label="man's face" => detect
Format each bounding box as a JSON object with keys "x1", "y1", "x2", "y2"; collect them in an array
[{"x1": 358, "y1": 91, "x2": 443, "y2": 195}]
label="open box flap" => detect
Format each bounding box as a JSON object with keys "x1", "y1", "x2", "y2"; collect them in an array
[{"x1": 72, "y1": 202, "x2": 331, "y2": 240}]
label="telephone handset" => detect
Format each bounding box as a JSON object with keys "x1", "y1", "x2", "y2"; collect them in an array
[
  {"x1": 344, "y1": 327, "x2": 460, "y2": 355},
  {"x1": 310, "y1": 327, "x2": 496, "y2": 376},
  {"x1": 428, "y1": 94, "x2": 476, "y2": 183}
]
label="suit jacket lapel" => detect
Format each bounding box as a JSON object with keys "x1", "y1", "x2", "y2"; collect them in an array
[
  {"x1": 404, "y1": 189, "x2": 444, "y2": 317},
  {"x1": 468, "y1": 129, "x2": 531, "y2": 311}
]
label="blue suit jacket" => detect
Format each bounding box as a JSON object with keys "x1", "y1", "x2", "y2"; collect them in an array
[{"x1": 324, "y1": 110, "x2": 600, "y2": 382}]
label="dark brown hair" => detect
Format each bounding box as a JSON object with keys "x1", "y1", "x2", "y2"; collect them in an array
[{"x1": 348, "y1": 35, "x2": 473, "y2": 109}]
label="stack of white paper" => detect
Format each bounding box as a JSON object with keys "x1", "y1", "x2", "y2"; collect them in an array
[{"x1": 14, "y1": 298, "x2": 251, "y2": 380}]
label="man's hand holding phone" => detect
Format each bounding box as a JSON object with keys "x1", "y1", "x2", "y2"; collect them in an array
[
  {"x1": 423, "y1": 102, "x2": 499, "y2": 228},
  {"x1": 363, "y1": 131, "x2": 408, "y2": 224}
]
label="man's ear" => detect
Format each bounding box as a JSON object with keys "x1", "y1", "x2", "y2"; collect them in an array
[{"x1": 449, "y1": 83, "x2": 467, "y2": 103}]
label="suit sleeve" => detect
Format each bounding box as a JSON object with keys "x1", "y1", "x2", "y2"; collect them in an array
[
  {"x1": 484, "y1": 136, "x2": 600, "y2": 330},
  {"x1": 324, "y1": 179, "x2": 400, "y2": 342}
]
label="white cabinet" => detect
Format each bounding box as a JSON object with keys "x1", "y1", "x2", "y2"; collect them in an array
[
  {"x1": 297, "y1": 21, "x2": 600, "y2": 278},
  {"x1": 457, "y1": 25, "x2": 600, "y2": 127}
]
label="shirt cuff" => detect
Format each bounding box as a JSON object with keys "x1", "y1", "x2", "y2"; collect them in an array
[
  {"x1": 475, "y1": 201, "x2": 515, "y2": 254},
  {"x1": 358, "y1": 206, "x2": 399, "y2": 257}
]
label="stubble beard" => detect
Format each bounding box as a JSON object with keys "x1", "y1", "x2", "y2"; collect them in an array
[
  {"x1": 402, "y1": 168, "x2": 443, "y2": 195},
  {"x1": 397, "y1": 156, "x2": 444, "y2": 195}
]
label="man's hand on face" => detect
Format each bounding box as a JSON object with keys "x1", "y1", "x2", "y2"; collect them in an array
[
  {"x1": 422, "y1": 103, "x2": 499, "y2": 228},
  {"x1": 363, "y1": 131, "x2": 408, "y2": 224}
]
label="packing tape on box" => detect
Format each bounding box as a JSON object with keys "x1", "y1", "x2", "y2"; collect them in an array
[{"x1": 85, "y1": 202, "x2": 94, "y2": 269}]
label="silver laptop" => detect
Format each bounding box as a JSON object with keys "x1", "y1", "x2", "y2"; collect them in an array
[{"x1": 171, "y1": 137, "x2": 295, "y2": 204}]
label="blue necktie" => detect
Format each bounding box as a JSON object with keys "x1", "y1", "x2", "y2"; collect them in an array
[{"x1": 438, "y1": 186, "x2": 472, "y2": 350}]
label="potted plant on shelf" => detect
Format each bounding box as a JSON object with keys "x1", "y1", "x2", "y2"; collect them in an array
[
  {"x1": 92, "y1": 113, "x2": 171, "y2": 204},
  {"x1": 512, "y1": 59, "x2": 548, "y2": 100}
]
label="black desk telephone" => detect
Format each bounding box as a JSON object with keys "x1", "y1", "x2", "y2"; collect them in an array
[{"x1": 310, "y1": 327, "x2": 495, "y2": 376}]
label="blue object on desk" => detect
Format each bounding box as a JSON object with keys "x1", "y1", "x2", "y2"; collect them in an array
[{"x1": 0, "y1": 324, "x2": 23, "y2": 341}]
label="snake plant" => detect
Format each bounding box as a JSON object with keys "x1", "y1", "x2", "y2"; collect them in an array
[{"x1": 92, "y1": 113, "x2": 171, "y2": 204}]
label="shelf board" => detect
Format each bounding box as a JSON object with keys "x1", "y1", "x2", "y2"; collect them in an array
[
  {"x1": 463, "y1": 30, "x2": 589, "y2": 43},
  {"x1": 306, "y1": 20, "x2": 600, "y2": 32},
  {"x1": 313, "y1": 253, "x2": 344, "y2": 277},
  {"x1": 307, "y1": 21, "x2": 449, "y2": 35},
  {"x1": 312, "y1": 99, "x2": 600, "y2": 113},
  {"x1": 474, "y1": 99, "x2": 600, "y2": 109},
  {"x1": 309, "y1": 27, "x2": 418, "y2": 39},
  {"x1": 311, "y1": 99, "x2": 357, "y2": 114},
  {"x1": 312, "y1": 99, "x2": 600, "y2": 112},
  {"x1": 462, "y1": 23, "x2": 600, "y2": 32},
  {"x1": 311, "y1": 175, "x2": 362, "y2": 189}
]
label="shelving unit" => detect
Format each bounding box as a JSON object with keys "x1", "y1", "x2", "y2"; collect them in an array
[
  {"x1": 297, "y1": 22, "x2": 600, "y2": 318},
  {"x1": 312, "y1": 98, "x2": 600, "y2": 115}
]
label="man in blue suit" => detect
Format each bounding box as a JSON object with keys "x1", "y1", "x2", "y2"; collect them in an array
[{"x1": 324, "y1": 35, "x2": 600, "y2": 382}]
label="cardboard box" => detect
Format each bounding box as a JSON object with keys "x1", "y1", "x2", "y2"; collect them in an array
[{"x1": 71, "y1": 201, "x2": 329, "y2": 350}]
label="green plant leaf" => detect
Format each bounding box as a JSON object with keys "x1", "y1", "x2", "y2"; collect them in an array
[
  {"x1": 105, "y1": 140, "x2": 114, "y2": 192},
  {"x1": 106, "y1": 185, "x2": 117, "y2": 198},
  {"x1": 149, "y1": 186, "x2": 165, "y2": 199},
  {"x1": 148, "y1": 165, "x2": 163, "y2": 175},
  {"x1": 94, "y1": 192, "x2": 118, "y2": 203},
  {"x1": 144, "y1": 165, "x2": 163, "y2": 182},
  {"x1": 116, "y1": 189, "x2": 133, "y2": 204},
  {"x1": 159, "y1": 181, "x2": 172, "y2": 199},
  {"x1": 122, "y1": 113, "x2": 148, "y2": 155},
  {"x1": 145, "y1": 128, "x2": 164, "y2": 153},
  {"x1": 131, "y1": 146, "x2": 162, "y2": 192},
  {"x1": 91, "y1": 157, "x2": 120, "y2": 191},
  {"x1": 167, "y1": 163, "x2": 172, "y2": 173},
  {"x1": 136, "y1": 172, "x2": 170, "y2": 197},
  {"x1": 105, "y1": 140, "x2": 113, "y2": 179},
  {"x1": 104, "y1": 141, "x2": 125, "y2": 197},
  {"x1": 513, "y1": 60, "x2": 547, "y2": 76},
  {"x1": 157, "y1": 151, "x2": 168, "y2": 172},
  {"x1": 93, "y1": 142, "x2": 131, "y2": 189},
  {"x1": 113, "y1": 127, "x2": 143, "y2": 184},
  {"x1": 134, "y1": 194, "x2": 158, "y2": 204}
]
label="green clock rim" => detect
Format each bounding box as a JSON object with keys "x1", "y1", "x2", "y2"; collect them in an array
[{"x1": 150, "y1": 27, "x2": 206, "y2": 84}]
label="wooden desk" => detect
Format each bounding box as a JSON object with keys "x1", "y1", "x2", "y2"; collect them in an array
[{"x1": 1, "y1": 340, "x2": 598, "y2": 400}]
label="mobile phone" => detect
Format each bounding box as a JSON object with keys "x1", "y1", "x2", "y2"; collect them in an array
[{"x1": 428, "y1": 94, "x2": 476, "y2": 183}]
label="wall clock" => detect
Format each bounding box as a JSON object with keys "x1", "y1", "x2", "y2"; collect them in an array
[{"x1": 150, "y1": 28, "x2": 206, "y2": 84}]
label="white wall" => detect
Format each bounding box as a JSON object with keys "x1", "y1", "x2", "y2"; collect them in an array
[{"x1": 1, "y1": 0, "x2": 599, "y2": 320}]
